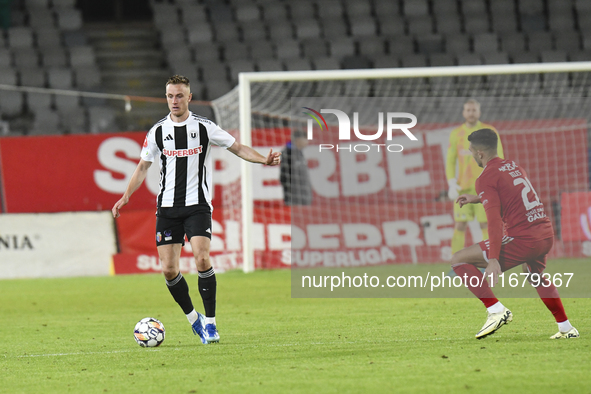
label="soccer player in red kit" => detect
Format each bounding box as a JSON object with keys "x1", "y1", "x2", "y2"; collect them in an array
[{"x1": 452, "y1": 128, "x2": 579, "y2": 339}]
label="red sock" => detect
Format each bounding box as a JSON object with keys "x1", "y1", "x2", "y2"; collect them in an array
[
  {"x1": 452, "y1": 263, "x2": 498, "y2": 308},
  {"x1": 536, "y1": 278, "x2": 568, "y2": 323}
]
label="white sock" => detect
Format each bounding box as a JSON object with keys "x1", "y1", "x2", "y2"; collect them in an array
[
  {"x1": 558, "y1": 320, "x2": 574, "y2": 333},
  {"x1": 205, "y1": 317, "x2": 216, "y2": 326},
  {"x1": 186, "y1": 309, "x2": 198, "y2": 325},
  {"x1": 487, "y1": 302, "x2": 505, "y2": 314}
]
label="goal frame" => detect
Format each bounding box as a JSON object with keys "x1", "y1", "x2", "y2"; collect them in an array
[{"x1": 238, "y1": 61, "x2": 591, "y2": 272}]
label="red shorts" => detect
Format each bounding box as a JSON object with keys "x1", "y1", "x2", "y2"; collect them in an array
[{"x1": 478, "y1": 236, "x2": 554, "y2": 275}]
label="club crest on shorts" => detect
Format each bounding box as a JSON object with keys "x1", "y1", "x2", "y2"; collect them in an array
[{"x1": 156, "y1": 232, "x2": 162, "y2": 242}]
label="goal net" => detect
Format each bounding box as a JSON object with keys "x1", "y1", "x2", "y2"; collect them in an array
[{"x1": 211, "y1": 63, "x2": 591, "y2": 272}]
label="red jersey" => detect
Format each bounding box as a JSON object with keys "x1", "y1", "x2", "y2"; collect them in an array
[{"x1": 476, "y1": 157, "x2": 553, "y2": 259}]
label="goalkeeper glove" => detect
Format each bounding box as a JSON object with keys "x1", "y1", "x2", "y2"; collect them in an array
[{"x1": 447, "y1": 178, "x2": 461, "y2": 200}]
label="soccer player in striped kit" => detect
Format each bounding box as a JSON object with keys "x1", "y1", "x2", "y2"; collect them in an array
[
  {"x1": 452, "y1": 128, "x2": 578, "y2": 340},
  {"x1": 112, "y1": 75, "x2": 281, "y2": 344}
]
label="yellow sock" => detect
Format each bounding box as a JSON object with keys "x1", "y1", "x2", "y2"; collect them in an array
[
  {"x1": 451, "y1": 229, "x2": 466, "y2": 254},
  {"x1": 481, "y1": 227, "x2": 488, "y2": 241}
]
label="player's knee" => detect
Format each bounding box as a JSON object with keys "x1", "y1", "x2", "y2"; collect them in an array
[
  {"x1": 193, "y1": 250, "x2": 210, "y2": 268},
  {"x1": 162, "y1": 266, "x2": 179, "y2": 281}
]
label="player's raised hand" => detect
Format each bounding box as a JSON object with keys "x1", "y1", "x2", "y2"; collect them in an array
[
  {"x1": 266, "y1": 149, "x2": 282, "y2": 166},
  {"x1": 112, "y1": 196, "x2": 129, "y2": 218},
  {"x1": 456, "y1": 193, "x2": 479, "y2": 208}
]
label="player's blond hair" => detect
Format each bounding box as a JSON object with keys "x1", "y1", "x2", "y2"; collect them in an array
[
  {"x1": 464, "y1": 98, "x2": 480, "y2": 108},
  {"x1": 166, "y1": 75, "x2": 190, "y2": 89}
]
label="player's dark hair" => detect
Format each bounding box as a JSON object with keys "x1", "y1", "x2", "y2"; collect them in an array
[
  {"x1": 468, "y1": 128, "x2": 498, "y2": 151},
  {"x1": 166, "y1": 75, "x2": 190, "y2": 88}
]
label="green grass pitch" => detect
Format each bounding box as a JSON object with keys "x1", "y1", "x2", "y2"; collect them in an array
[{"x1": 1, "y1": 261, "x2": 589, "y2": 393}]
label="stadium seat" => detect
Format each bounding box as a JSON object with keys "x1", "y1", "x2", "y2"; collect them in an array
[
  {"x1": 549, "y1": 13, "x2": 575, "y2": 32},
  {"x1": 28, "y1": 7, "x2": 55, "y2": 29},
  {"x1": 312, "y1": 56, "x2": 341, "y2": 70},
  {"x1": 160, "y1": 28, "x2": 186, "y2": 46},
  {"x1": 240, "y1": 21, "x2": 267, "y2": 41},
  {"x1": 294, "y1": 20, "x2": 322, "y2": 39},
  {"x1": 204, "y1": 79, "x2": 234, "y2": 100},
  {"x1": 54, "y1": 94, "x2": 79, "y2": 115},
  {"x1": 378, "y1": 15, "x2": 406, "y2": 36},
  {"x1": 209, "y1": 3, "x2": 234, "y2": 23},
  {"x1": 372, "y1": 55, "x2": 400, "y2": 68},
  {"x1": 460, "y1": 0, "x2": 487, "y2": 17},
  {"x1": 26, "y1": 91, "x2": 52, "y2": 112},
  {"x1": 416, "y1": 34, "x2": 444, "y2": 54},
  {"x1": 12, "y1": 48, "x2": 40, "y2": 68},
  {"x1": 457, "y1": 53, "x2": 483, "y2": 65},
  {"x1": 287, "y1": 1, "x2": 315, "y2": 20},
  {"x1": 68, "y1": 46, "x2": 96, "y2": 68},
  {"x1": 249, "y1": 41, "x2": 274, "y2": 60},
  {"x1": 200, "y1": 63, "x2": 228, "y2": 82},
  {"x1": 387, "y1": 36, "x2": 415, "y2": 55},
  {"x1": 350, "y1": 17, "x2": 377, "y2": 37},
  {"x1": 341, "y1": 55, "x2": 371, "y2": 69},
  {"x1": 274, "y1": 39, "x2": 301, "y2": 59},
  {"x1": 222, "y1": 42, "x2": 250, "y2": 62},
  {"x1": 429, "y1": 53, "x2": 455, "y2": 67},
  {"x1": 0, "y1": 91, "x2": 24, "y2": 117},
  {"x1": 432, "y1": 0, "x2": 458, "y2": 15},
  {"x1": 41, "y1": 47, "x2": 68, "y2": 67},
  {"x1": 317, "y1": 1, "x2": 343, "y2": 20},
  {"x1": 214, "y1": 22, "x2": 240, "y2": 43},
  {"x1": 55, "y1": 8, "x2": 83, "y2": 31},
  {"x1": 357, "y1": 37, "x2": 386, "y2": 57},
  {"x1": 512, "y1": 52, "x2": 539, "y2": 63},
  {"x1": 329, "y1": 38, "x2": 356, "y2": 58},
  {"x1": 257, "y1": 58, "x2": 284, "y2": 71},
  {"x1": 35, "y1": 27, "x2": 62, "y2": 48},
  {"x1": 166, "y1": 48, "x2": 192, "y2": 66},
  {"x1": 540, "y1": 50, "x2": 568, "y2": 63},
  {"x1": 491, "y1": 14, "x2": 519, "y2": 34},
  {"x1": 47, "y1": 67, "x2": 73, "y2": 89},
  {"x1": 343, "y1": 0, "x2": 372, "y2": 16},
  {"x1": 88, "y1": 106, "x2": 117, "y2": 133},
  {"x1": 301, "y1": 39, "x2": 328, "y2": 58},
  {"x1": 401, "y1": 54, "x2": 427, "y2": 67},
  {"x1": 283, "y1": 58, "x2": 312, "y2": 71},
  {"x1": 482, "y1": 52, "x2": 510, "y2": 64},
  {"x1": 59, "y1": 107, "x2": 87, "y2": 134},
  {"x1": 407, "y1": 15, "x2": 434, "y2": 36},
  {"x1": 152, "y1": 3, "x2": 179, "y2": 27},
  {"x1": 528, "y1": 32, "x2": 554, "y2": 52},
  {"x1": 74, "y1": 66, "x2": 101, "y2": 89},
  {"x1": 518, "y1": 0, "x2": 545, "y2": 15},
  {"x1": 179, "y1": 3, "x2": 207, "y2": 22},
  {"x1": 8, "y1": 27, "x2": 34, "y2": 48},
  {"x1": 570, "y1": 51, "x2": 591, "y2": 61},
  {"x1": 0, "y1": 67, "x2": 18, "y2": 85},
  {"x1": 261, "y1": 3, "x2": 288, "y2": 21},
  {"x1": 435, "y1": 14, "x2": 463, "y2": 35},
  {"x1": 228, "y1": 59, "x2": 256, "y2": 82},
  {"x1": 62, "y1": 30, "x2": 88, "y2": 47},
  {"x1": 187, "y1": 25, "x2": 214, "y2": 45},
  {"x1": 520, "y1": 14, "x2": 546, "y2": 32},
  {"x1": 235, "y1": 4, "x2": 261, "y2": 22},
  {"x1": 473, "y1": 33, "x2": 499, "y2": 54},
  {"x1": 321, "y1": 17, "x2": 348, "y2": 39},
  {"x1": 30, "y1": 109, "x2": 61, "y2": 135},
  {"x1": 445, "y1": 34, "x2": 470, "y2": 55},
  {"x1": 268, "y1": 23, "x2": 294, "y2": 41},
  {"x1": 500, "y1": 32, "x2": 527, "y2": 55},
  {"x1": 403, "y1": 0, "x2": 429, "y2": 16},
  {"x1": 192, "y1": 43, "x2": 221, "y2": 62},
  {"x1": 464, "y1": 17, "x2": 489, "y2": 35},
  {"x1": 0, "y1": 49, "x2": 12, "y2": 67}
]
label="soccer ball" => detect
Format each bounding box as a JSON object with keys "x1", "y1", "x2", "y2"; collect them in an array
[{"x1": 134, "y1": 317, "x2": 165, "y2": 347}]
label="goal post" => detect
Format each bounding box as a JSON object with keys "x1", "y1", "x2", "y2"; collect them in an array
[{"x1": 211, "y1": 62, "x2": 591, "y2": 272}]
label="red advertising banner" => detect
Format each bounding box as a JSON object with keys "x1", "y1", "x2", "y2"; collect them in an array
[{"x1": 560, "y1": 192, "x2": 591, "y2": 242}]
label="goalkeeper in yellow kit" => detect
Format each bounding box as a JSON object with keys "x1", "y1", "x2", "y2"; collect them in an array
[{"x1": 446, "y1": 99, "x2": 504, "y2": 253}]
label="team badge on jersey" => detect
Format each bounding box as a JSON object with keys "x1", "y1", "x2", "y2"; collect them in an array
[{"x1": 190, "y1": 132, "x2": 197, "y2": 139}]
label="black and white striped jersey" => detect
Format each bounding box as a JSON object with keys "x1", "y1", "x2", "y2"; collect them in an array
[{"x1": 141, "y1": 111, "x2": 236, "y2": 209}]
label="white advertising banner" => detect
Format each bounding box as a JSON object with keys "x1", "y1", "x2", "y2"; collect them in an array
[{"x1": 0, "y1": 212, "x2": 116, "y2": 279}]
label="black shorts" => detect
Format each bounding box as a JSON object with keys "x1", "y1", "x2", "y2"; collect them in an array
[{"x1": 155, "y1": 204, "x2": 212, "y2": 246}]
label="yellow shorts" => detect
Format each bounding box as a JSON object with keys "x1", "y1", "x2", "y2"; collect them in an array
[{"x1": 453, "y1": 189, "x2": 488, "y2": 223}]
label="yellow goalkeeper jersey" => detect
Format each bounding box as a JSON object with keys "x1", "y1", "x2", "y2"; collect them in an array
[{"x1": 446, "y1": 121, "x2": 504, "y2": 191}]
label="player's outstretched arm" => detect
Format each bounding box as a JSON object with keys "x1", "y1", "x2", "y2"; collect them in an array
[
  {"x1": 112, "y1": 159, "x2": 152, "y2": 218},
  {"x1": 456, "y1": 193, "x2": 480, "y2": 208},
  {"x1": 227, "y1": 141, "x2": 281, "y2": 166}
]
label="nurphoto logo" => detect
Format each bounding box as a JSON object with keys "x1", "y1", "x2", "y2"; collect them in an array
[{"x1": 302, "y1": 107, "x2": 418, "y2": 152}]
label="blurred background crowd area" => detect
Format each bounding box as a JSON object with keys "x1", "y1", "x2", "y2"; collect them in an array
[{"x1": 0, "y1": 0, "x2": 591, "y2": 135}]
